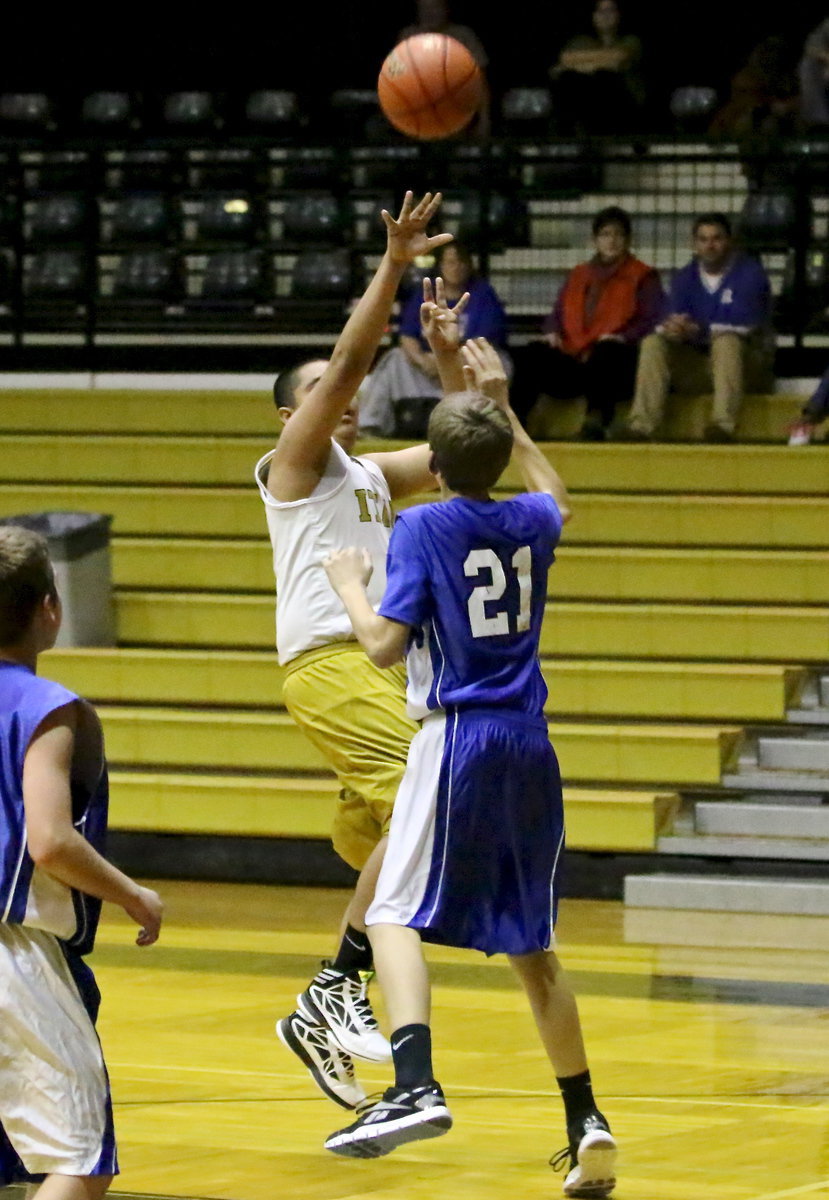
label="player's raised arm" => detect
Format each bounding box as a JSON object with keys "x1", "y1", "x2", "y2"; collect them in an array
[
  {"x1": 462, "y1": 338, "x2": 572, "y2": 522},
  {"x1": 269, "y1": 191, "x2": 451, "y2": 499},
  {"x1": 421, "y1": 276, "x2": 468, "y2": 395}
]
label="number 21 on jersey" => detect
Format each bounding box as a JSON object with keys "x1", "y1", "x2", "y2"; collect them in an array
[{"x1": 464, "y1": 547, "x2": 532, "y2": 638}]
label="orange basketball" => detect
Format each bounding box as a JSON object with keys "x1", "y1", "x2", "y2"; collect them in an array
[{"x1": 377, "y1": 33, "x2": 483, "y2": 140}]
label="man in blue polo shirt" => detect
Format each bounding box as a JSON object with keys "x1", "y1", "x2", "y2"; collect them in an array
[{"x1": 619, "y1": 212, "x2": 774, "y2": 442}]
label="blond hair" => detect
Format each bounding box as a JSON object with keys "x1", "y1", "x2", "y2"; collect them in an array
[
  {"x1": 427, "y1": 391, "x2": 513, "y2": 493},
  {"x1": 0, "y1": 526, "x2": 56, "y2": 646}
]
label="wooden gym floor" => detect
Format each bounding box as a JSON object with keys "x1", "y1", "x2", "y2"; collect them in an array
[{"x1": 61, "y1": 879, "x2": 829, "y2": 1200}]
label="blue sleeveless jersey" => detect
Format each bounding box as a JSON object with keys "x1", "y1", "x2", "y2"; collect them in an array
[
  {"x1": 0, "y1": 660, "x2": 108, "y2": 955},
  {"x1": 378, "y1": 493, "x2": 562, "y2": 719}
]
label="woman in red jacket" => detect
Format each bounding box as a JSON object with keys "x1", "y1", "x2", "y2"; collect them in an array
[{"x1": 511, "y1": 206, "x2": 664, "y2": 439}]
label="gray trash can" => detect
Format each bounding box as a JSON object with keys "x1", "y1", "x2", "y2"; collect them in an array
[{"x1": 0, "y1": 512, "x2": 115, "y2": 647}]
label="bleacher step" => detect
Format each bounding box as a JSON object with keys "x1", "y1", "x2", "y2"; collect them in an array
[
  {"x1": 109, "y1": 537, "x2": 829, "y2": 604},
  {"x1": 1, "y1": 433, "x2": 827, "y2": 494},
  {"x1": 95, "y1": 706, "x2": 740, "y2": 785},
  {"x1": 657, "y1": 834, "x2": 829, "y2": 861},
  {"x1": 115, "y1": 591, "x2": 829, "y2": 661},
  {"x1": 758, "y1": 734, "x2": 829, "y2": 771},
  {"x1": 107, "y1": 772, "x2": 678, "y2": 852},
  {"x1": 5, "y1": 483, "x2": 829, "y2": 548},
  {"x1": 43, "y1": 647, "x2": 807, "y2": 722},
  {"x1": 624, "y1": 873, "x2": 829, "y2": 915},
  {"x1": 722, "y1": 769, "x2": 829, "y2": 794},
  {"x1": 694, "y1": 801, "x2": 829, "y2": 838}
]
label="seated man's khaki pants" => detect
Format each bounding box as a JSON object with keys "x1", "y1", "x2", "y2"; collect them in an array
[{"x1": 628, "y1": 331, "x2": 773, "y2": 435}]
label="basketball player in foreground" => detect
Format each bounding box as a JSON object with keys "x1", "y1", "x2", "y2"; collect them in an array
[
  {"x1": 257, "y1": 191, "x2": 463, "y2": 1107},
  {"x1": 320, "y1": 339, "x2": 618, "y2": 1198},
  {"x1": 0, "y1": 526, "x2": 163, "y2": 1199}
]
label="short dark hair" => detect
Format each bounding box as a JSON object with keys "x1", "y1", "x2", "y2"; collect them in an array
[
  {"x1": 272, "y1": 363, "x2": 304, "y2": 410},
  {"x1": 434, "y1": 240, "x2": 475, "y2": 271},
  {"x1": 0, "y1": 526, "x2": 57, "y2": 646},
  {"x1": 593, "y1": 206, "x2": 632, "y2": 239},
  {"x1": 428, "y1": 392, "x2": 513, "y2": 493},
  {"x1": 693, "y1": 212, "x2": 732, "y2": 237}
]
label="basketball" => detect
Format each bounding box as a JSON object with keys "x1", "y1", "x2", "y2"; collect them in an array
[{"x1": 377, "y1": 33, "x2": 483, "y2": 141}]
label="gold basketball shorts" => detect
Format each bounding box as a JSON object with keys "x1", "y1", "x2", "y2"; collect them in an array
[{"x1": 282, "y1": 644, "x2": 418, "y2": 869}]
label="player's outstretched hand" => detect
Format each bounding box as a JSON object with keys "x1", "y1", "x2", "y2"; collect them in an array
[
  {"x1": 421, "y1": 276, "x2": 470, "y2": 354},
  {"x1": 323, "y1": 546, "x2": 374, "y2": 593},
  {"x1": 462, "y1": 337, "x2": 510, "y2": 410},
  {"x1": 382, "y1": 192, "x2": 453, "y2": 265},
  {"x1": 124, "y1": 884, "x2": 163, "y2": 946}
]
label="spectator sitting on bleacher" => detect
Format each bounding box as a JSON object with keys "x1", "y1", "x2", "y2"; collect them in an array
[
  {"x1": 550, "y1": 0, "x2": 646, "y2": 136},
  {"x1": 709, "y1": 36, "x2": 799, "y2": 142},
  {"x1": 359, "y1": 242, "x2": 510, "y2": 438},
  {"x1": 509, "y1": 206, "x2": 663, "y2": 441},
  {"x1": 788, "y1": 368, "x2": 829, "y2": 444},
  {"x1": 616, "y1": 213, "x2": 774, "y2": 443}
]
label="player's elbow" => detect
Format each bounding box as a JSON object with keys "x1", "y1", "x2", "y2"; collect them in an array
[
  {"x1": 27, "y1": 828, "x2": 72, "y2": 868},
  {"x1": 367, "y1": 642, "x2": 404, "y2": 669}
]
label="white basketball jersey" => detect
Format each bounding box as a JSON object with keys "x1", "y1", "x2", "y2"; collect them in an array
[{"x1": 255, "y1": 440, "x2": 394, "y2": 664}]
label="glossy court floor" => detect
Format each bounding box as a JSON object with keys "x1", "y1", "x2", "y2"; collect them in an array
[{"x1": 74, "y1": 880, "x2": 829, "y2": 1200}]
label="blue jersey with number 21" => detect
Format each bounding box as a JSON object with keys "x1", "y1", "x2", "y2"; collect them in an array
[{"x1": 378, "y1": 492, "x2": 563, "y2": 720}]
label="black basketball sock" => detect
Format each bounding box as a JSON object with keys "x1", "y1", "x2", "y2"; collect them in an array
[
  {"x1": 557, "y1": 1069, "x2": 600, "y2": 1132},
  {"x1": 391, "y1": 1023, "x2": 434, "y2": 1089},
  {"x1": 331, "y1": 924, "x2": 373, "y2": 974}
]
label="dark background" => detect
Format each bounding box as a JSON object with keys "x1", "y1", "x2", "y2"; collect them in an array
[{"x1": 4, "y1": 1, "x2": 828, "y2": 104}]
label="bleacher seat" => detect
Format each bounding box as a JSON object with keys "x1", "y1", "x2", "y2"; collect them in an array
[
  {"x1": 192, "y1": 194, "x2": 255, "y2": 243},
  {"x1": 245, "y1": 90, "x2": 300, "y2": 135},
  {"x1": 112, "y1": 250, "x2": 179, "y2": 300},
  {"x1": 330, "y1": 89, "x2": 382, "y2": 141},
  {"x1": 25, "y1": 249, "x2": 86, "y2": 297},
  {"x1": 450, "y1": 190, "x2": 529, "y2": 247},
  {"x1": 281, "y1": 192, "x2": 343, "y2": 244},
  {"x1": 500, "y1": 87, "x2": 554, "y2": 137},
  {"x1": 739, "y1": 188, "x2": 799, "y2": 251},
  {"x1": 110, "y1": 194, "x2": 171, "y2": 244},
  {"x1": 0, "y1": 93, "x2": 53, "y2": 131},
  {"x1": 517, "y1": 143, "x2": 602, "y2": 195},
  {"x1": 274, "y1": 148, "x2": 341, "y2": 189},
  {"x1": 350, "y1": 145, "x2": 420, "y2": 190},
  {"x1": 670, "y1": 86, "x2": 717, "y2": 133},
  {"x1": 200, "y1": 249, "x2": 265, "y2": 301},
  {"x1": 291, "y1": 249, "x2": 353, "y2": 299},
  {"x1": 0, "y1": 253, "x2": 13, "y2": 304},
  {"x1": 163, "y1": 92, "x2": 217, "y2": 131},
  {"x1": 82, "y1": 92, "x2": 134, "y2": 131},
  {"x1": 28, "y1": 194, "x2": 87, "y2": 242}
]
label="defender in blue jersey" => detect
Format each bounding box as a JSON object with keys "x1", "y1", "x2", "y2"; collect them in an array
[
  {"x1": 0, "y1": 527, "x2": 163, "y2": 1200},
  {"x1": 320, "y1": 339, "x2": 617, "y2": 1198}
]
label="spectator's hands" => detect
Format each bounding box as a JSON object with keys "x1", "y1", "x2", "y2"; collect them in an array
[
  {"x1": 124, "y1": 885, "x2": 163, "y2": 946},
  {"x1": 323, "y1": 547, "x2": 373, "y2": 593},
  {"x1": 382, "y1": 192, "x2": 452, "y2": 265},
  {"x1": 543, "y1": 332, "x2": 562, "y2": 349},
  {"x1": 421, "y1": 276, "x2": 470, "y2": 355},
  {"x1": 662, "y1": 314, "x2": 698, "y2": 342},
  {"x1": 461, "y1": 337, "x2": 510, "y2": 410}
]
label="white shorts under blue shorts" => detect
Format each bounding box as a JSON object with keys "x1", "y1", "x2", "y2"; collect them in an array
[
  {"x1": 367, "y1": 707, "x2": 566, "y2": 956},
  {"x1": 0, "y1": 923, "x2": 117, "y2": 1182}
]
